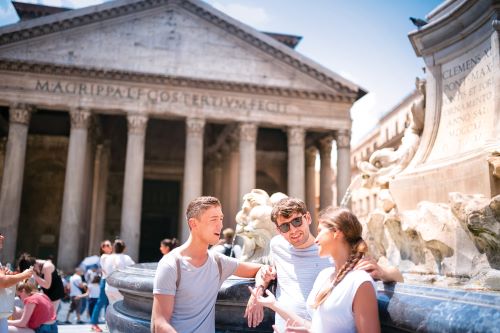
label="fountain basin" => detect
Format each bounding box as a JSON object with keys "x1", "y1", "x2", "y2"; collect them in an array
[{"x1": 107, "y1": 263, "x2": 500, "y2": 333}]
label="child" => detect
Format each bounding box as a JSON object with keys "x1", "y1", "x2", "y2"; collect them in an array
[{"x1": 87, "y1": 276, "x2": 101, "y2": 320}]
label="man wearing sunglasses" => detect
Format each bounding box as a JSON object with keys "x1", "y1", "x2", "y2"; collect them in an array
[
  {"x1": 244, "y1": 197, "x2": 404, "y2": 332},
  {"x1": 0, "y1": 232, "x2": 34, "y2": 333}
]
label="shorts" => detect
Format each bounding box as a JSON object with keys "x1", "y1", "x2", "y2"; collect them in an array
[
  {"x1": 69, "y1": 296, "x2": 82, "y2": 313},
  {"x1": 35, "y1": 323, "x2": 58, "y2": 333}
]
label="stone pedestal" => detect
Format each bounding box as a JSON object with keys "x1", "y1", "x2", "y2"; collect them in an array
[{"x1": 393, "y1": 0, "x2": 500, "y2": 210}]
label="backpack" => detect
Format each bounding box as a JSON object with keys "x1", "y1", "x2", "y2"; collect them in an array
[{"x1": 223, "y1": 244, "x2": 235, "y2": 258}]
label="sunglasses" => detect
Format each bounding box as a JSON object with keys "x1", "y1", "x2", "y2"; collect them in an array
[{"x1": 277, "y1": 215, "x2": 304, "y2": 233}]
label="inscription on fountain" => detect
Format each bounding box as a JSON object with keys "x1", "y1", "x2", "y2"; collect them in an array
[{"x1": 427, "y1": 39, "x2": 494, "y2": 161}]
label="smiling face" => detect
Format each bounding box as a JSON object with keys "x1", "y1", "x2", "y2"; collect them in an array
[
  {"x1": 315, "y1": 221, "x2": 336, "y2": 257},
  {"x1": 191, "y1": 205, "x2": 224, "y2": 246},
  {"x1": 275, "y1": 211, "x2": 312, "y2": 248}
]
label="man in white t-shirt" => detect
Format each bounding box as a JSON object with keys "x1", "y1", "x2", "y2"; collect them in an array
[
  {"x1": 152, "y1": 196, "x2": 273, "y2": 333},
  {"x1": 245, "y1": 197, "x2": 404, "y2": 332},
  {"x1": 65, "y1": 267, "x2": 84, "y2": 324},
  {"x1": 0, "y1": 232, "x2": 33, "y2": 333}
]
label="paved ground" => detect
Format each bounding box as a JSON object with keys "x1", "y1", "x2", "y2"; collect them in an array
[
  {"x1": 56, "y1": 300, "x2": 109, "y2": 333},
  {"x1": 58, "y1": 323, "x2": 109, "y2": 333}
]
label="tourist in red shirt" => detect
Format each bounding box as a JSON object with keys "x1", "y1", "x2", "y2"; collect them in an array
[{"x1": 7, "y1": 281, "x2": 58, "y2": 333}]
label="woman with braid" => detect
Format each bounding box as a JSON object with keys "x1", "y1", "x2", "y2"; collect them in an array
[{"x1": 252, "y1": 207, "x2": 380, "y2": 333}]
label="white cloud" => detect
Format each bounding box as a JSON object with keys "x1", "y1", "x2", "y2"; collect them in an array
[{"x1": 208, "y1": 1, "x2": 269, "y2": 28}]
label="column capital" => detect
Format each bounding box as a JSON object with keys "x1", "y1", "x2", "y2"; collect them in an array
[
  {"x1": 186, "y1": 118, "x2": 205, "y2": 138},
  {"x1": 239, "y1": 122, "x2": 258, "y2": 142},
  {"x1": 318, "y1": 135, "x2": 333, "y2": 155},
  {"x1": 127, "y1": 114, "x2": 148, "y2": 135},
  {"x1": 287, "y1": 127, "x2": 305, "y2": 146},
  {"x1": 305, "y1": 146, "x2": 317, "y2": 167},
  {"x1": 336, "y1": 129, "x2": 351, "y2": 149},
  {"x1": 70, "y1": 108, "x2": 92, "y2": 129},
  {"x1": 9, "y1": 103, "x2": 34, "y2": 125}
]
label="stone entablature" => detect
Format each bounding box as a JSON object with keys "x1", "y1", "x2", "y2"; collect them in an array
[{"x1": 0, "y1": 67, "x2": 352, "y2": 131}]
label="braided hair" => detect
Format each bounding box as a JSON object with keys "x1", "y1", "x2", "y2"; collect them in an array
[{"x1": 312, "y1": 207, "x2": 368, "y2": 309}]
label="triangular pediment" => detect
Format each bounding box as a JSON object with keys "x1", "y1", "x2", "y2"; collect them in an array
[{"x1": 0, "y1": 0, "x2": 363, "y2": 97}]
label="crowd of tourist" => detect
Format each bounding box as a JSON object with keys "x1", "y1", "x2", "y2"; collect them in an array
[{"x1": 0, "y1": 236, "x2": 140, "y2": 333}]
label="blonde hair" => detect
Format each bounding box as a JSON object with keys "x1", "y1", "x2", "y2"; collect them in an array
[
  {"x1": 16, "y1": 280, "x2": 38, "y2": 295},
  {"x1": 312, "y1": 207, "x2": 368, "y2": 309}
]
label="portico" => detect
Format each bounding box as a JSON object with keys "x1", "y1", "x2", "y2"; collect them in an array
[{"x1": 0, "y1": 0, "x2": 363, "y2": 270}]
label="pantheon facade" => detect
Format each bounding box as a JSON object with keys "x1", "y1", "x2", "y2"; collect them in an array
[{"x1": 0, "y1": 0, "x2": 365, "y2": 271}]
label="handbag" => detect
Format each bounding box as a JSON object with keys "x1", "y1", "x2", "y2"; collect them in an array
[{"x1": 0, "y1": 285, "x2": 16, "y2": 319}]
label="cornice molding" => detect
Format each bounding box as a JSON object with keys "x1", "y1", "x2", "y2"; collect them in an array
[
  {"x1": 0, "y1": 0, "x2": 360, "y2": 98},
  {"x1": 0, "y1": 58, "x2": 356, "y2": 103}
]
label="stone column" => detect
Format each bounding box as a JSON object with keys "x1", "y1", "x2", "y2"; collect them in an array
[
  {"x1": 0, "y1": 104, "x2": 33, "y2": 263},
  {"x1": 57, "y1": 108, "x2": 91, "y2": 271},
  {"x1": 336, "y1": 129, "x2": 351, "y2": 206},
  {"x1": 220, "y1": 139, "x2": 239, "y2": 229},
  {"x1": 89, "y1": 141, "x2": 110, "y2": 256},
  {"x1": 318, "y1": 135, "x2": 333, "y2": 209},
  {"x1": 287, "y1": 127, "x2": 305, "y2": 200},
  {"x1": 238, "y1": 123, "x2": 257, "y2": 204},
  {"x1": 180, "y1": 118, "x2": 205, "y2": 242},
  {"x1": 305, "y1": 146, "x2": 317, "y2": 233},
  {"x1": 120, "y1": 115, "x2": 148, "y2": 262}
]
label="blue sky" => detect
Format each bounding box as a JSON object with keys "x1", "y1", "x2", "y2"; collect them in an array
[{"x1": 0, "y1": 0, "x2": 442, "y2": 144}]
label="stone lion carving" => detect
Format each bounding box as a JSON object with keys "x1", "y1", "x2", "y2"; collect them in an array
[{"x1": 235, "y1": 189, "x2": 283, "y2": 264}]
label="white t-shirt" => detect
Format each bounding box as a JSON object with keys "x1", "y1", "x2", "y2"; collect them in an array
[
  {"x1": 88, "y1": 283, "x2": 100, "y2": 299},
  {"x1": 270, "y1": 235, "x2": 331, "y2": 331},
  {"x1": 101, "y1": 253, "x2": 135, "y2": 278},
  {"x1": 153, "y1": 249, "x2": 238, "y2": 333},
  {"x1": 307, "y1": 268, "x2": 376, "y2": 333},
  {"x1": 69, "y1": 274, "x2": 83, "y2": 297}
]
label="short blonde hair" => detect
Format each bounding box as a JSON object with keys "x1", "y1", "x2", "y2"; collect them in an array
[
  {"x1": 16, "y1": 280, "x2": 37, "y2": 295},
  {"x1": 186, "y1": 196, "x2": 221, "y2": 220}
]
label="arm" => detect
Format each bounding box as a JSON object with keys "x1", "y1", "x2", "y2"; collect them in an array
[
  {"x1": 244, "y1": 265, "x2": 276, "y2": 327},
  {"x1": 0, "y1": 267, "x2": 33, "y2": 289},
  {"x1": 251, "y1": 287, "x2": 310, "y2": 329},
  {"x1": 233, "y1": 262, "x2": 262, "y2": 278},
  {"x1": 33, "y1": 262, "x2": 54, "y2": 289},
  {"x1": 352, "y1": 282, "x2": 380, "y2": 333},
  {"x1": 7, "y1": 302, "x2": 35, "y2": 328},
  {"x1": 355, "y1": 258, "x2": 404, "y2": 283},
  {"x1": 151, "y1": 294, "x2": 177, "y2": 333}
]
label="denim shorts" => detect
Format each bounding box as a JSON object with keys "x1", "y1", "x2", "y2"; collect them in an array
[{"x1": 35, "y1": 323, "x2": 58, "y2": 333}]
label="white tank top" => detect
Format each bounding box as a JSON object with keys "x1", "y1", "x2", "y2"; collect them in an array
[{"x1": 307, "y1": 268, "x2": 376, "y2": 333}]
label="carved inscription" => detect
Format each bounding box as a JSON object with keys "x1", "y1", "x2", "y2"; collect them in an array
[
  {"x1": 428, "y1": 39, "x2": 495, "y2": 161},
  {"x1": 34, "y1": 79, "x2": 289, "y2": 114}
]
